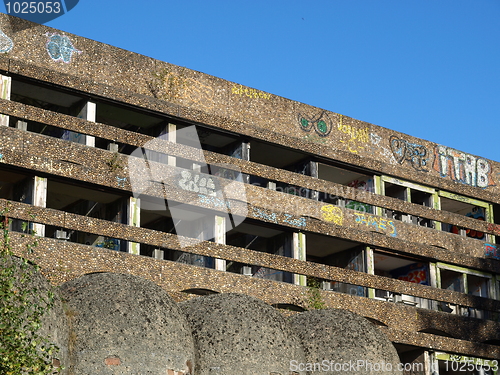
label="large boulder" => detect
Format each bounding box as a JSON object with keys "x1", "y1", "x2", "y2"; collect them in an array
[
  {"x1": 180, "y1": 293, "x2": 307, "y2": 375},
  {"x1": 289, "y1": 309, "x2": 402, "y2": 375},
  {"x1": 60, "y1": 272, "x2": 195, "y2": 374}
]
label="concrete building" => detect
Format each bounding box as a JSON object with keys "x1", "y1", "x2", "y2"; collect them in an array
[{"x1": 0, "y1": 13, "x2": 499, "y2": 374}]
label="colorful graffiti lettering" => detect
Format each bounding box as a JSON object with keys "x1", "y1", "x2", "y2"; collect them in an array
[
  {"x1": 484, "y1": 243, "x2": 500, "y2": 260},
  {"x1": 390, "y1": 263, "x2": 429, "y2": 285},
  {"x1": 337, "y1": 115, "x2": 369, "y2": 153},
  {"x1": 389, "y1": 136, "x2": 429, "y2": 171},
  {"x1": 0, "y1": 30, "x2": 13, "y2": 53},
  {"x1": 178, "y1": 170, "x2": 217, "y2": 196},
  {"x1": 253, "y1": 207, "x2": 278, "y2": 223},
  {"x1": 433, "y1": 146, "x2": 494, "y2": 188},
  {"x1": 198, "y1": 194, "x2": 231, "y2": 210},
  {"x1": 252, "y1": 207, "x2": 307, "y2": 228},
  {"x1": 116, "y1": 176, "x2": 126, "y2": 188},
  {"x1": 321, "y1": 205, "x2": 344, "y2": 225},
  {"x1": 283, "y1": 213, "x2": 307, "y2": 228},
  {"x1": 298, "y1": 111, "x2": 332, "y2": 137},
  {"x1": 353, "y1": 212, "x2": 397, "y2": 237},
  {"x1": 45, "y1": 33, "x2": 81, "y2": 63},
  {"x1": 232, "y1": 85, "x2": 271, "y2": 99}
]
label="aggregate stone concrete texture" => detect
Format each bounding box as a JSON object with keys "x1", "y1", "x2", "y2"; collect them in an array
[
  {"x1": 180, "y1": 293, "x2": 307, "y2": 375},
  {"x1": 59, "y1": 272, "x2": 195, "y2": 375},
  {"x1": 289, "y1": 309, "x2": 402, "y2": 375}
]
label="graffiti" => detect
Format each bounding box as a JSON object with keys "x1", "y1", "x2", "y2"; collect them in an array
[
  {"x1": 0, "y1": 30, "x2": 13, "y2": 53},
  {"x1": 116, "y1": 176, "x2": 126, "y2": 188},
  {"x1": 371, "y1": 132, "x2": 397, "y2": 164},
  {"x1": 253, "y1": 207, "x2": 278, "y2": 223},
  {"x1": 232, "y1": 85, "x2": 271, "y2": 99},
  {"x1": 484, "y1": 243, "x2": 500, "y2": 260},
  {"x1": 252, "y1": 207, "x2": 307, "y2": 228},
  {"x1": 345, "y1": 179, "x2": 373, "y2": 213},
  {"x1": 353, "y1": 212, "x2": 397, "y2": 237},
  {"x1": 45, "y1": 33, "x2": 81, "y2": 63},
  {"x1": 433, "y1": 146, "x2": 494, "y2": 188},
  {"x1": 337, "y1": 115, "x2": 369, "y2": 153},
  {"x1": 283, "y1": 213, "x2": 306, "y2": 228},
  {"x1": 298, "y1": 111, "x2": 332, "y2": 137},
  {"x1": 321, "y1": 205, "x2": 344, "y2": 225},
  {"x1": 198, "y1": 194, "x2": 231, "y2": 210},
  {"x1": 487, "y1": 223, "x2": 500, "y2": 236},
  {"x1": 390, "y1": 263, "x2": 429, "y2": 285},
  {"x1": 389, "y1": 136, "x2": 429, "y2": 171},
  {"x1": 178, "y1": 170, "x2": 217, "y2": 196}
]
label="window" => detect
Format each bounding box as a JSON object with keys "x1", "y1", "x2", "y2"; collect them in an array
[{"x1": 436, "y1": 263, "x2": 493, "y2": 318}]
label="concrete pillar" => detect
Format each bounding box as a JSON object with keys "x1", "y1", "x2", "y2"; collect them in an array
[
  {"x1": 127, "y1": 197, "x2": 140, "y2": 254},
  {"x1": 214, "y1": 215, "x2": 226, "y2": 271},
  {"x1": 167, "y1": 123, "x2": 176, "y2": 166},
  {"x1": 0, "y1": 74, "x2": 11, "y2": 127},
  {"x1": 13, "y1": 176, "x2": 46, "y2": 237},
  {"x1": 293, "y1": 232, "x2": 307, "y2": 286},
  {"x1": 78, "y1": 101, "x2": 96, "y2": 147}
]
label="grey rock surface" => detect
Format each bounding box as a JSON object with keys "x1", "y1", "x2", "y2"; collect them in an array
[
  {"x1": 180, "y1": 293, "x2": 307, "y2": 375},
  {"x1": 289, "y1": 309, "x2": 402, "y2": 375},
  {"x1": 60, "y1": 272, "x2": 195, "y2": 374}
]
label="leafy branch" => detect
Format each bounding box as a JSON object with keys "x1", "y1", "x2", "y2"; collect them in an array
[
  {"x1": 0, "y1": 210, "x2": 61, "y2": 374},
  {"x1": 306, "y1": 278, "x2": 326, "y2": 310}
]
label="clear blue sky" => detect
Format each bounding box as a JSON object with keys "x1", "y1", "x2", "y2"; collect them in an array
[{"x1": 4, "y1": 1, "x2": 499, "y2": 162}]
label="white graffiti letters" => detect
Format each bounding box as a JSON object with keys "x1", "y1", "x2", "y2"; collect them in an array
[{"x1": 434, "y1": 146, "x2": 493, "y2": 188}]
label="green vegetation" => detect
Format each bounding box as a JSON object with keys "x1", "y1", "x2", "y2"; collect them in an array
[
  {"x1": 306, "y1": 278, "x2": 326, "y2": 310},
  {"x1": 0, "y1": 211, "x2": 61, "y2": 374}
]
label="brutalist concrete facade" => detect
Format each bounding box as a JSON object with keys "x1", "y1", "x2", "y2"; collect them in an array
[{"x1": 0, "y1": 12, "x2": 499, "y2": 375}]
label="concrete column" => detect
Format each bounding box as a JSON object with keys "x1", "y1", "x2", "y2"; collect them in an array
[
  {"x1": 0, "y1": 74, "x2": 11, "y2": 127},
  {"x1": 127, "y1": 197, "x2": 140, "y2": 254},
  {"x1": 32, "y1": 177, "x2": 47, "y2": 237},
  {"x1": 167, "y1": 123, "x2": 176, "y2": 166},
  {"x1": 13, "y1": 176, "x2": 46, "y2": 237},
  {"x1": 293, "y1": 232, "x2": 307, "y2": 286},
  {"x1": 366, "y1": 247, "x2": 376, "y2": 299},
  {"x1": 77, "y1": 101, "x2": 96, "y2": 147},
  {"x1": 214, "y1": 215, "x2": 226, "y2": 271}
]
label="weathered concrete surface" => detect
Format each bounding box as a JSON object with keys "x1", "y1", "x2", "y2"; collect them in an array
[
  {"x1": 60, "y1": 272, "x2": 195, "y2": 374},
  {"x1": 180, "y1": 293, "x2": 307, "y2": 375},
  {"x1": 289, "y1": 309, "x2": 402, "y2": 375}
]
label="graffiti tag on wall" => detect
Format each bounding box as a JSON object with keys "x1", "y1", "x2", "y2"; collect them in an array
[
  {"x1": 389, "y1": 136, "x2": 429, "y2": 171},
  {"x1": 484, "y1": 243, "x2": 500, "y2": 260},
  {"x1": 45, "y1": 33, "x2": 81, "y2": 63},
  {"x1": 178, "y1": 170, "x2": 217, "y2": 196},
  {"x1": 371, "y1": 132, "x2": 397, "y2": 165},
  {"x1": 252, "y1": 207, "x2": 307, "y2": 228},
  {"x1": 433, "y1": 146, "x2": 494, "y2": 188},
  {"x1": 232, "y1": 85, "x2": 271, "y2": 99},
  {"x1": 298, "y1": 111, "x2": 332, "y2": 137},
  {"x1": 321, "y1": 205, "x2": 344, "y2": 225},
  {"x1": 337, "y1": 116, "x2": 369, "y2": 154},
  {"x1": 0, "y1": 30, "x2": 13, "y2": 53},
  {"x1": 353, "y1": 212, "x2": 397, "y2": 237}
]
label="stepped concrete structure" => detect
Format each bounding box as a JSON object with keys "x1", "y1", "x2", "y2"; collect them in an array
[{"x1": 0, "y1": 12, "x2": 499, "y2": 375}]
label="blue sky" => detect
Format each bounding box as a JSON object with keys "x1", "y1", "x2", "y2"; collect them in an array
[{"x1": 4, "y1": 1, "x2": 499, "y2": 161}]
